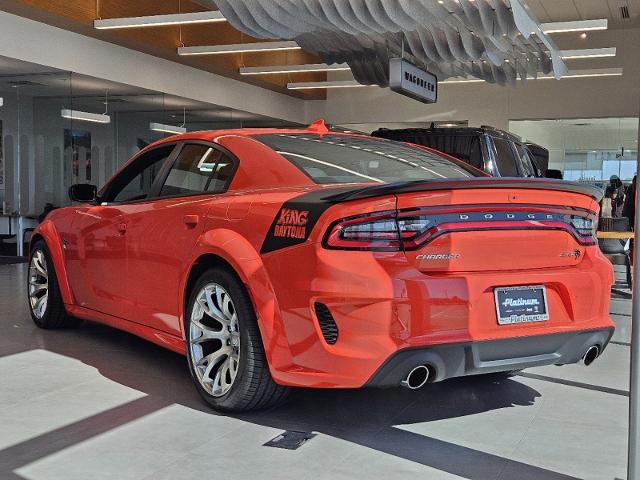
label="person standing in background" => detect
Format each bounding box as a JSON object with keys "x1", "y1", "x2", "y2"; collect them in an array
[
  {"x1": 623, "y1": 175, "x2": 637, "y2": 230},
  {"x1": 601, "y1": 188, "x2": 614, "y2": 219},
  {"x1": 610, "y1": 175, "x2": 626, "y2": 217}
]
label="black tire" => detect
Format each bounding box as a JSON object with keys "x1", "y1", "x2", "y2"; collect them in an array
[
  {"x1": 185, "y1": 266, "x2": 290, "y2": 412},
  {"x1": 27, "y1": 240, "x2": 81, "y2": 329}
]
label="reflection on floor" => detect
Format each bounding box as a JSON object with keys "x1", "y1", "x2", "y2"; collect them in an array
[{"x1": 0, "y1": 264, "x2": 631, "y2": 480}]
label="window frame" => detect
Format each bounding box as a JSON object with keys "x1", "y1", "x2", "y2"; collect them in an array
[
  {"x1": 98, "y1": 143, "x2": 180, "y2": 205},
  {"x1": 155, "y1": 140, "x2": 240, "y2": 200},
  {"x1": 98, "y1": 140, "x2": 239, "y2": 205}
]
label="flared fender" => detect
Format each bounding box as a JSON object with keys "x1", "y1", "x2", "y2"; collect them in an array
[
  {"x1": 179, "y1": 229, "x2": 292, "y2": 369},
  {"x1": 31, "y1": 221, "x2": 75, "y2": 306}
]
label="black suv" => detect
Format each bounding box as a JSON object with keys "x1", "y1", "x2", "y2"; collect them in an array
[{"x1": 371, "y1": 126, "x2": 548, "y2": 178}]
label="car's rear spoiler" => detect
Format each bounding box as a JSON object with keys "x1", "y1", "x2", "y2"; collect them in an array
[{"x1": 322, "y1": 178, "x2": 604, "y2": 203}]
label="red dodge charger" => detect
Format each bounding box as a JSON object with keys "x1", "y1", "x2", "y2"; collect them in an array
[{"x1": 27, "y1": 121, "x2": 615, "y2": 411}]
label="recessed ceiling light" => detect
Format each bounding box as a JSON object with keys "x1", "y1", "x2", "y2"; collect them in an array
[{"x1": 94, "y1": 11, "x2": 226, "y2": 30}]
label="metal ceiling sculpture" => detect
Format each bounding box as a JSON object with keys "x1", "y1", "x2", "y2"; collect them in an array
[{"x1": 213, "y1": 0, "x2": 567, "y2": 87}]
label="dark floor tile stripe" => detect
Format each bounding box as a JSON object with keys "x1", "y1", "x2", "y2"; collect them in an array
[{"x1": 518, "y1": 372, "x2": 629, "y2": 397}]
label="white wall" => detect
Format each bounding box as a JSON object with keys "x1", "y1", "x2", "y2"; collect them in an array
[
  {"x1": 309, "y1": 27, "x2": 640, "y2": 132},
  {"x1": 0, "y1": 11, "x2": 307, "y2": 125}
]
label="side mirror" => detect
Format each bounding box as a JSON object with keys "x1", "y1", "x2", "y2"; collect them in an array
[{"x1": 69, "y1": 184, "x2": 97, "y2": 203}]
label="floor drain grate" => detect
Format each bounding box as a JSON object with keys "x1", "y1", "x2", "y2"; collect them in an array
[{"x1": 263, "y1": 430, "x2": 316, "y2": 450}]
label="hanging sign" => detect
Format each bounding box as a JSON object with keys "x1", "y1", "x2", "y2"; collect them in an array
[{"x1": 389, "y1": 58, "x2": 438, "y2": 104}]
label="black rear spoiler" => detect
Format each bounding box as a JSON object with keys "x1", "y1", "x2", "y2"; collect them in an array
[{"x1": 322, "y1": 178, "x2": 604, "y2": 203}]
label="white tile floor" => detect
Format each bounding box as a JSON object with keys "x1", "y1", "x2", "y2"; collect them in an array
[{"x1": 0, "y1": 263, "x2": 633, "y2": 480}]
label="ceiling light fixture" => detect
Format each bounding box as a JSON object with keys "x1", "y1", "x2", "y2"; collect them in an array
[
  {"x1": 61, "y1": 90, "x2": 111, "y2": 124},
  {"x1": 94, "y1": 11, "x2": 226, "y2": 30},
  {"x1": 287, "y1": 80, "x2": 375, "y2": 90},
  {"x1": 240, "y1": 63, "x2": 350, "y2": 75},
  {"x1": 560, "y1": 48, "x2": 616, "y2": 59},
  {"x1": 150, "y1": 108, "x2": 186, "y2": 135},
  {"x1": 540, "y1": 19, "x2": 607, "y2": 34},
  {"x1": 178, "y1": 41, "x2": 301, "y2": 56},
  {"x1": 61, "y1": 109, "x2": 111, "y2": 124},
  {"x1": 442, "y1": 68, "x2": 623, "y2": 84},
  {"x1": 149, "y1": 122, "x2": 187, "y2": 134}
]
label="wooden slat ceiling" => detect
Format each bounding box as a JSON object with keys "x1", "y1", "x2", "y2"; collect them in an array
[{"x1": 2, "y1": 0, "x2": 328, "y2": 99}]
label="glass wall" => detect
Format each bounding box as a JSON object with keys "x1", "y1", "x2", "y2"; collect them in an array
[
  {"x1": 0, "y1": 57, "x2": 296, "y2": 255},
  {"x1": 510, "y1": 118, "x2": 639, "y2": 182}
]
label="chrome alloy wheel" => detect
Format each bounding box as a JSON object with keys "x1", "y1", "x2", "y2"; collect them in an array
[
  {"x1": 189, "y1": 283, "x2": 240, "y2": 397},
  {"x1": 28, "y1": 250, "x2": 49, "y2": 319}
]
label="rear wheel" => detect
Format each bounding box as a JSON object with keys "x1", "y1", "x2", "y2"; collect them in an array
[
  {"x1": 27, "y1": 240, "x2": 80, "y2": 329},
  {"x1": 185, "y1": 267, "x2": 289, "y2": 412}
]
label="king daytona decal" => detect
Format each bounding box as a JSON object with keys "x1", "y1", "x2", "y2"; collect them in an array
[
  {"x1": 259, "y1": 188, "x2": 351, "y2": 254},
  {"x1": 273, "y1": 208, "x2": 309, "y2": 239}
]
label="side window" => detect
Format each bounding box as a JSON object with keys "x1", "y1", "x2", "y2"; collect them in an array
[
  {"x1": 468, "y1": 136, "x2": 484, "y2": 170},
  {"x1": 107, "y1": 145, "x2": 175, "y2": 203},
  {"x1": 492, "y1": 138, "x2": 520, "y2": 177},
  {"x1": 515, "y1": 144, "x2": 537, "y2": 177},
  {"x1": 159, "y1": 144, "x2": 235, "y2": 197}
]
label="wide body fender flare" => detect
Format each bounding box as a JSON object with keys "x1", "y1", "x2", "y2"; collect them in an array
[
  {"x1": 179, "y1": 228, "x2": 293, "y2": 370},
  {"x1": 30, "y1": 221, "x2": 75, "y2": 306}
]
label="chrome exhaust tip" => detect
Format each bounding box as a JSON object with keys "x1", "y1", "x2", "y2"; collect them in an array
[
  {"x1": 581, "y1": 345, "x2": 600, "y2": 366},
  {"x1": 401, "y1": 365, "x2": 430, "y2": 390}
]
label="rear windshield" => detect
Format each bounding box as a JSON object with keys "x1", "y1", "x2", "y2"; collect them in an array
[{"x1": 253, "y1": 134, "x2": 479, "y2": 184}]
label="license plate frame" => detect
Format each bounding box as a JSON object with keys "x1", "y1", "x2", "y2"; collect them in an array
[{"x1": 494, "y1": 285, "x2": 549, "y2": 325}]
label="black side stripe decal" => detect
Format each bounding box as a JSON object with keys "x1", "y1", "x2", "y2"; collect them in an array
[{"x1": 259, "y1": 186, "x2": 358, "y2": 254}]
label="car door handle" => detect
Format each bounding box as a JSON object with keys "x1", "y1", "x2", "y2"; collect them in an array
[
  {"x1": 183, "y1": 215, "x2": 199, "y2": 228},
  {"x1": 117, "y1": 223, "x2": 127, "y2": 235}
]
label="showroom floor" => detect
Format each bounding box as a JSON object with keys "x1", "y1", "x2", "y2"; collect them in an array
[{"x1": 0, "y1": 263, "x2": 632, "y2": 480}]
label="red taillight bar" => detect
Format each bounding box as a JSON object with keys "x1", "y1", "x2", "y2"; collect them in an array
[{"x1": 323, "y1": 207, "x2": 597, "y2": 251}]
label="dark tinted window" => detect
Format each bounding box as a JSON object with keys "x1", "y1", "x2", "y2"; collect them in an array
[
  {"x1": 492, "y1": 138, "x2": 519, "y2": 177},
  {"x1": 372, "y1": 130, "x2": 485, "y2": 171},
  {"x1": 107, "y1": 145, "x2": 175, "y2": 202},
  {"x1": 159, "y1": 144, "x2": 234, "y2": 197},
  {"x1": 514, "y1": 144, "x2": 538, "y2": 177},
  {"x1": 253, "y1": 134, "x2": 478, "y2": 184}
]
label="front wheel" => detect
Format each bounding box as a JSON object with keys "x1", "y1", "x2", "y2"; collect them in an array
[
  {"x1": 185, "y1": 267, "x2": 289, "y2": 412},
  {"x1": 27, "y1": 240, "x2": 81, "y2": 329}
]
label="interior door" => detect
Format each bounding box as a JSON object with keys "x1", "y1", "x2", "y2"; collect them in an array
[{"x1": 121, "y1": 143, "x2": 237, "y2": 335}]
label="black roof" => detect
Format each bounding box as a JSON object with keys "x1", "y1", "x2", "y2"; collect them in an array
[{"x1": 372, "y1": 125, "x2": 523, "y2": 143}]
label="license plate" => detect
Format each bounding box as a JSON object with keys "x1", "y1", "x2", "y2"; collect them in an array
[{"x1": 494, "y1": 285, "x2": 549, "y2": 325}]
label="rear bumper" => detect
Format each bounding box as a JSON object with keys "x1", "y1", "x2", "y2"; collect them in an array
[
  {"x1": 261, "y1": 241, "x2": 615, "y2": 388},
  {"x1": 366, "y1": 327, "x2": 615, "y2": 388}
]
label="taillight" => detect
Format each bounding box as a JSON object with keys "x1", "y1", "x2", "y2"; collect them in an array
[
  {"x1": 324, "y1": 208, "x2": 597, "y2": 250},
  {"x1": 324, "y1": 212, "x2": 433, "y2": 251},
  {"x1": 568, "y1": 215, "x2": 597, "y2": 245}
]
